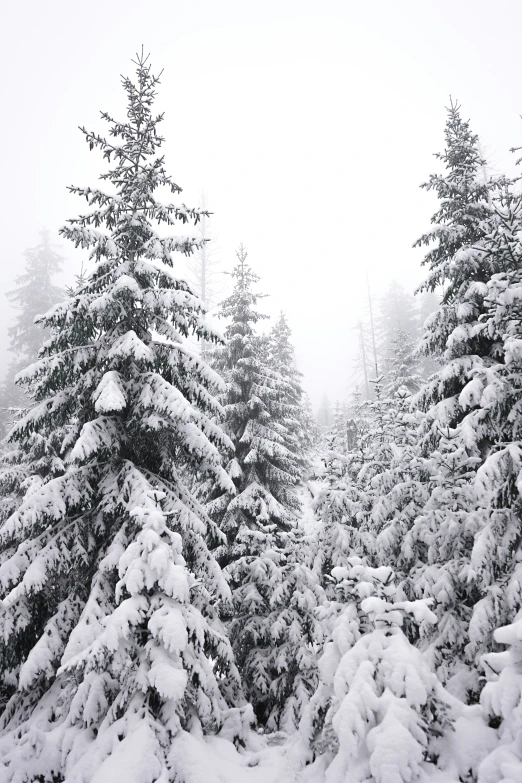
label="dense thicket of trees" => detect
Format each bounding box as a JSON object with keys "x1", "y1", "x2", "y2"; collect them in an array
[{"x1": 2, "y1": 55, "x2": 522, "y2": 783}]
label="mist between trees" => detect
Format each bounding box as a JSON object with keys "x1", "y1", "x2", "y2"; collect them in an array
[{"x1": 0, "y1": 52, "x2": 522, "y2": 783}]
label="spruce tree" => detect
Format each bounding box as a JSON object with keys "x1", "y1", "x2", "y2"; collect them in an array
[
  {"x1": 377, "y1": 281, "x2": 418, "y2": 375},
  {"x1": 368, "y1": 389, "x2": 427, "y2": 575},
  {"x1": 414, "y1": 99, "x2": 499, "y2": 445},
  {"x1": 311, "y1": 451, "x2": 372, "y2": 596},
  {"x1": 206, "y1": 248, "x2": 316, "y2": 729},
  {"x1": 327, "y1": 386, "x2": 478, "y2": 701},
  {"x1": 302, "y1": 393, "x2": 320, "y2": 452},
  {"x1": 408, "y1": 433, "x2": 484, "y2": 700},
  {"x1": 0, "y1": 230, "x2": 64, "y2": 437},
  {"x1": 207, "y1": 247, "x2": 301, "y2": 552},
  {"x1": 269, "y1": 311, "x2": 311, "y2": 463},
  {"x1": 378, "y1": 280, "x2": 418, "y2": 336},
  {"x1": 459, "y1": 186, "x2": 522, "y2": 680},
  {"x1": 384, "y1": 329, "x2": 423, "y2": 397},
  {"x1": 301, "y1": 567, "x2": 465, "y2": 783},
  {"x1": 324, "y1": 401, "x2": 349, "y2": 453},
  {"x1": 405, "y1": 100, "x2": 505, "y2": 702},
  {"x1": 0, "y1": 52, "x2": 241, "y2": 780}
]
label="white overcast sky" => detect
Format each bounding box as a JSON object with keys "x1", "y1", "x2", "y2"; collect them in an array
[{"x1": 2, "y1": 0, "x2": 522, "y2": 406}]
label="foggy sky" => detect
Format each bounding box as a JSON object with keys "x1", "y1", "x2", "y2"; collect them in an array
[{"x1": 2, "y1": 0, "x2": 522, "y2": 407}]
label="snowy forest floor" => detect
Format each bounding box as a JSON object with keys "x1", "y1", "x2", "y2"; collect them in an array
[{"x1": 174, "y1": 731, "x2": 305, "y2": 783}]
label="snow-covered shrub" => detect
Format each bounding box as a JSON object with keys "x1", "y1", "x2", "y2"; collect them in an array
[
  {"x1": 301, "y1": 562, "x2": 495, "y2": 783},
  {"x1": 479, "y1": 613, "x2": 522, "y2": 782}
]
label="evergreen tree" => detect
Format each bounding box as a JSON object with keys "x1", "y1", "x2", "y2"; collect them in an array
[
  {"x1": 65, "y1": 259, "x2": 89, "y2": 297},
  {"x1": 301, "y1": 568, "x2": 466, "y2": 783},
  {"x1": 459, "y1": 187, "x2": 522, "y2": 680},
  {"x1": 207, "y1": 247, "x2": 301, "y2": 555},
  {"x1": 0, "y1": 52, "x2": 242, "y2": 781},
  {"x1": 311, "y1": 390, "x2": 415, "y2": 605},
  {"x1": 377, "y1": 280, "x2": 418, "y2": 373},
  {"x1": 311, "y1": 452, "x2": 373, "y2": 598},
  {"x1": 378, "y1": 280, "x2": 418, "y2": 338},
  {"x1": 325, "y1": 400, "x2": 348, "y2": 452},
  {"x1": 402, "y1": 100, "x2": 506, "y2": 703},
  {"x1": 302, "y1": 385, "x2": 498, "y2": 779},
  {"x1": 0, "y1": 230, "x2": 64, "y2": 437},
  {"x1": 307, "y1": 444, "x2": 375, "y2": 700},
  {"x1": 408, "y1": 433, "x2": 484, "y2": 700},
  {"x1": 302, "y1": 393, "x2": 320, "y2": 452},
  {"x1": 354, "y1": 389, "x2": 428, "y2": 632},
  {"x1": 254, "y1": 539, "x2": 325, "y2": 733},
  {"x1": 207, "y1": 248, "x2": 313, "y2": 728},
  {"x1": 414, "y1": 99, "x2": 500, "y2": 446},
  {"x1": 383, "y1": 329, "x2": 423, "y2": 396},
  {"x1": 329, "y1": 385, "x2": 483, "y2": 701},
  {"x1": 368, "y1": 389, "x2": 427, "y2": 573},
  {"x1": 269, "y1": 311, "x2": 311, "y2": 465}
]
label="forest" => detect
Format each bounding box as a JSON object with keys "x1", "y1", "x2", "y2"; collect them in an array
[{"x1": 0, "y1": 49, "x2": 521, "y2": 783}]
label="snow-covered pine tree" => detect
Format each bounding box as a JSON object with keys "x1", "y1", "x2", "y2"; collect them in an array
[
  {"x1": 0, "y1": 254, "x2": 91, "y2": 539},
  {"x1": 414, "y1": 98, "x2": 500, "y2": 447},
  {"x1": 269, "y1": 311, "x2": 311, "y2": 465},
  {"x1": 65, "y1": 259, "x2": 89, "y2": 297},
  {"x1": 207, "y1": 246, "x2": 300, "y2": 554},
  {"x1": 404, "y1": 100, "x2": 507, "y2": 703},
  {"x1": 343, "y1": 385, "x2": 367, "y2": 452},
  {"x1": 206, "y1": 248, "x2": 319, "y2": 729},
  {"x1": 367, "y1": 388, "x2": 427, "y2": 573},
  {"x1": 300, "y1": 566, "x2": 485, "y2": 783},
  {"x1": 301, "y1": 559, "x2": 395, "y2": 762},
  {"x1": 257, "y1": 541, "x2": 325, "y2": 734},
  {"x1": 311, "y1": 389, "x2": 410, "y2": 604},
  {"x1": 378, "y1": 280, "x2": 418, "y2": 338},
  {"x1": 407, "y1": 431, "x2": 484, "y2": 701},
  {"x1": 351, "y1": 388, "x2": 429, "y2": 646},
  {"x1": 377, "y1": 280, "x2": 418, "y2": 375},
  {"x1": 0, "y1": 52, "x2": 244, "y2": 781},
  {"x1": 311, "y1": 451, "x2": 372, "y2": 600},
  {"x1": 0, "y1": 230, "x2": 64, "y2": 437},
  {"x1": 458, "y1": 186, "x2": 522, "y2": 683},
  {"x1": 323, "y1": 401, "x2": 350, "y2": 453},
  {"x1": 384, "y1": 329, "x2": 424, "y2": 396},
  {"x1": 302, "y1": 393, "x2": 320, "y2": 452},
  {"x1": 306, "y1": 436, "x2": 376, "y2": 708},
  {"x1": 302, "y1": 391, "x2": 497, "y2": 780}
]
